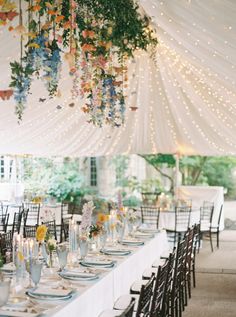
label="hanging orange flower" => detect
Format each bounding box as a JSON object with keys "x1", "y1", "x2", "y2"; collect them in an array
[
  {"x1": 82, "y1": 30, "x2": 95, "y2": 39},
  {"x1": 81, "y1": 43, "x2": 96, "y2": 52},
  {"x1": 55, "y1": 15, "x2": 64, "y2": 23},
  {"x1": 31, "y1": 5, "x2": 41, "y2": 11},
  {"x1": 63, "y1": 21, "x2": 71, "y2": 29},
  {"x1": 48, "y1": 10, "x2": 57, "y2": 15}
]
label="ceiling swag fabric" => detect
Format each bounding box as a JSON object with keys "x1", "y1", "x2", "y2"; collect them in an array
[{"x1": 0, "y1": 0, "x2": 235, "y2": 156}]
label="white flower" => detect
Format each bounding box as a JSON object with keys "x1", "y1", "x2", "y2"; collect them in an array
[
  {"x1": 81, "y1": 201, "x2": 95, "y2": 231},
  {"x1": 47, "y1": 238, "x2": 57, "y2": 248}
]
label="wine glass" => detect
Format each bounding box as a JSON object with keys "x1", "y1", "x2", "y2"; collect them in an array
[
  {"x1": 24, "y1": 258, "x2": 32, "y2": 288},
  {"x1": 99, "y1": 232, "x2": 107, "y2": 250},
  {"x1": 31, "y1": 261, "x2": 42, "y2": 288},
  {"x1": 116, "y1": 223, "x2": 125, "y2": 242},
  {"x1": 56, "y1": 246, "x2": 68, "y2": 271},
  {"x1": 0, "y1": 280, "x2": 10, "y2": 307},
  {"x1": 79, "y1": 239, "x2": 89, "y2": 261}
]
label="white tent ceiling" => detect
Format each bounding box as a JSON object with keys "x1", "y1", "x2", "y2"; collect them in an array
[{"x1": 0, "y1": 0, "x2": 235, "y2": 157}]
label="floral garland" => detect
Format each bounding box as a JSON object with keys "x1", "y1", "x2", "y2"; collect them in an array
[
  {"x1": 0, "y1": 0, "x2": 18, "y2": 27},
  {"x1": 2, "y1": 0, "x2": 157, "y2": 126}
]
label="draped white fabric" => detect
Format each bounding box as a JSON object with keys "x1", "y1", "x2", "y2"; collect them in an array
[{"x1": 0, "y1": 0, "x2": 235, "y2": 156}]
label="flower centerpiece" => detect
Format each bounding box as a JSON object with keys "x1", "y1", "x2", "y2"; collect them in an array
[
  {"x1": 36, "y1": 224, "x2": 57, "y2": 267},
  {"x1": 126, "y1": 209, "x2": 140, "y2": 235}
]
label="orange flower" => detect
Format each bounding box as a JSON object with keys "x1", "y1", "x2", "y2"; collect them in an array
[
  {"x1": 82, "y1": 30, "x2": 95, "y2": 39},
  {"x1": 48, "y1": 10, "x2": 57, "y2": 15},
  {"x1": 36, "y1": 225, "x2": 47, "y2": 242},
  {"x1": 63, "y1": 21, "x2": 71, "y2": 29},
  {"x1": 8, "y1": 26, "x2": 14, "y2": 31},
  {"x1": 97, "y1": 213, "x2": 109, "y2": 223},
  {"x1": 55, "y1": 15, "x2": 64, "y2": 23},
  {"x1": 32, "y1": 5, "x2": 41, "y2": 11},
  {"x1": 81, "y1": 43, "x2": 96, "y2": 52}
]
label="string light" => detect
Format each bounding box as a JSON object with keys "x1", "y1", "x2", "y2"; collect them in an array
[{"x1": 0, "y1": 0, "x2": 235, "y2": 156}]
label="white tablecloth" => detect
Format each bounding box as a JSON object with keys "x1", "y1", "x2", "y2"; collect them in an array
[
  {"x1": 159, "y1": 210, "x2": 200, "y2": 230},
  {"x1": 177, "y1": 186, "x2": 224, "y2": 230},
  {"x1": 47, "y1": 231, "x2": 169, "y2": 317}
]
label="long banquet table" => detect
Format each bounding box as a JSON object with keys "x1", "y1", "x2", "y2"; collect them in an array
[{"x1": 45, "y1": 231, "x2": 169, "y2": 317}]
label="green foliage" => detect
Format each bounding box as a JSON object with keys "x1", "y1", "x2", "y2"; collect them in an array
[
  {"x1": 23, "y1": 157, "x2": 90, "y2": 203},
  {"x1": 23, "y1": 157, "x2": 54, "y2": 198},
  {"x1": 202, "y1": 157, "x2": 236, "y2": 198},
  {"x1": 123, "y1": 195, "x2": 141, "y2": 207},
  {"x1": 141, "y1": 154, "x2": 176, "y2": 167},
  {"x1": 47, "y1": 159, "x2": 88, "y2": 203},
  {"x1": 140, "y1": 178, "x2": 162, "y2": 193},
  {"x1": 110, "y1": 155, "x2": 130, "y2": 187},
  {"x1": 75, "y1": 0, "x2": 157, "y2": 56}
]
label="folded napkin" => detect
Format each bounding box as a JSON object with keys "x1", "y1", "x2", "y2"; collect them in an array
[
  {"x1": 29, "y1": 287, "x2": 73, "y2": 297},
  {"x1": 102, "y1": 248, "x2": 130, "y2": 253},
  {"x1": 101, "y1": 248, "x2": 131, "y2": 256},
  {"x1": 121, "y1": 239, "x2": 144, "y2": 245},
  {"x1": 0, "y1": 310, "x2": 39, "y2": 317},
  {"x1": 61, "y1": 270, "x2": 97, "y2": 279},
  {"x1": 2, "y1": 263, "x2": 16, "y2": 272},
  {"x1": 83, "y1": 258, "x2": 113, "y2": 266}
]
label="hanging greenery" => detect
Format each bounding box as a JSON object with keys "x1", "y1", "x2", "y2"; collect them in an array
[{"x1": 4, "y1": 0, "x2": 157, "y2": 127}]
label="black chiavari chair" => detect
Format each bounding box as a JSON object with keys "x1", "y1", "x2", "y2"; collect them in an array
[
  {"x1": 166, "y1": 206, "x2": 191, "y2": 247},
  {"x1": 22, "y1": 202, "x2": 40, "y2": 225},
  {"x1": 0, "y1": 231, "x2": 13, "y2": 263},
  {"x1": 23, "y1": 225, "x2": 38, "y2": 238},
  {"x1": 42, "y1": 220, "x2": 57, "y2": 240},
  {"x1": 140, "y1": 206, "x2": 160, "y2": 229}
]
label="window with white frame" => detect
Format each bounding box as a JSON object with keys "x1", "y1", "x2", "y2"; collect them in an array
[
  {"x1": 0, "y1": 156, "x2": 4, "y2": 179},
  {"x1": 90, "y1": 157, "x2": 97, "y2": 187}
]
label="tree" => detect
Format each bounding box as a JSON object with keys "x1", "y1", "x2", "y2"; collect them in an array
[
  {"x1": 139, "y1": 154, "x2": 176, "y2": 193},
  {"x1": 180, "y1": 156, "x2": 208, "y2": 185}
]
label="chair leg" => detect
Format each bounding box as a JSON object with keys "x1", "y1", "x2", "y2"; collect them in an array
[
  {"x1": 209, "y1": 230, "x2": 213, "y2": 252},
  {"x1": 188, "y1": 273, "x2": 192, "y2": 298},
  {"x1": 217, "y1": 230, "x2": 219, "y2": 248}
]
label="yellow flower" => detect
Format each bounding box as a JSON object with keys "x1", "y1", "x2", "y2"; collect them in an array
[
  {"x1": 28, "y1": 43, "x2": 40, "y2": 49},
  {"x1": 18, "y1": 251, "x2": 24, "y2": 262},
  {"x1": 36, "y1": 225, "x2": 47, "y2": 242},
  {"x1": 97, "y1": 213, "x2": 109, "y2": 223}
]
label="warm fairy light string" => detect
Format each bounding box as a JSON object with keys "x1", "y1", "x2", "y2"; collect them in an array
[{"x1": 0, "y1": 0, "x2": 235, "y2": 156}]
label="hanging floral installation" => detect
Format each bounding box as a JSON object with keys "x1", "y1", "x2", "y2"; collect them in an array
[
  {"x1": 2, "y1": 0, "x2": 157, "y2": 127},
  {"x1": 0, "y1": 0, "x2": 18, "y2": 26}
]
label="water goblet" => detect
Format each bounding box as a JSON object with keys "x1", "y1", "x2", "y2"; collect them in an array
[
  {"x1": 24, "y1": 258, "x2": 32, "y2": 288},
  {"x1": 31, "y1": 261, "x2": 42, "y2": 288},
  {"x1": 56, "y1": 246, "x2": 68, "y2": 271},
  {"x1": 99, "y1": 232, "x2": 107, "y2": 250},
  {"x1": 116, "y1": 223, "x2": 125, "y2": 242},
  {"x1": 79, "y1": 239, "x2": 89, "y2": 261},
  {"x1": 0, "y1": 280, "x2": 11, "y2": 307}
]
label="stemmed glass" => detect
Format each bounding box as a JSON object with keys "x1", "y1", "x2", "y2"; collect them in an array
[
  {"x1": 0, "y1": 280, "x2": 10, "y2": 307},
  {"x1": 116, "y1": 222, "x2": 125, "y2": 242},
  {"x1": 99, "y1": 232, "x2": 107, "y2": 250},
  {"x1": 31, "y1": 261, "x2": 42, "y2": 288},
  {"x1": 56, "y1": 246, "x2": 68, "y2": 271},
  {"x1": 79, "y1": 239, "x2": 89, "y2": 261}
]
